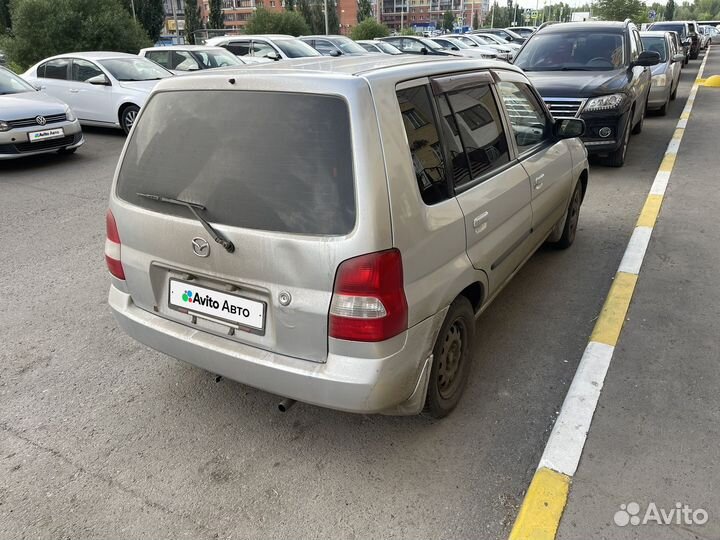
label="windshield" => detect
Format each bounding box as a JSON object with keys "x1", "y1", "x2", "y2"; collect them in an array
[
  {"x1": 275, "y1": 39, "x2": 322, "y2": 58},
  {"x1": 650, "y1": 23, "x2": 686, "y2": 37},
  {"x1": 376, "y1": 41, "x2": 402, "y2": 54},
  {"x1": 99, "y1": 58, "x2": 173, "y2": 81},
  {"x1": 514, "y1": 31, "x2": 626, "y2": 71},
  {"x1": 476, "y1": 34, "x2": 505, "y2": 44},
  {"x1": 471, "y1": 35, "x2": 494, "y2": 45},
  {"x1": 117, "y1": 90, "x2": 355, "y2": 235},
  {"x1": 196, "y1": 48, "x2": 243, "y2": 68},
  {"x1": 334, "y1": 37, "x2": 367, "y2": 54},
  {"x1": 0, "y1": 68, "x2": 35, "y2": 95},
  {"x1": 513, "y1": 28, "x2": 535, "y2": 37},
  {"x1": 446, "y1": 38, "x2": 471, "y2": 49},
  {"x1": 640, "y1": 36, "x2": 668, "y2": 62}
]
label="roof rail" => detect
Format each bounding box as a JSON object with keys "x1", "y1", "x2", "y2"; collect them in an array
[{"x1": 624, "y1": 18, "x2": 633, "y2": 25}]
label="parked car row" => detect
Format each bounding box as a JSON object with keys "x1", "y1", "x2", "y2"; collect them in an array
[{"x1": 513, "y1": 19, "x2": 696, "y2": 166}]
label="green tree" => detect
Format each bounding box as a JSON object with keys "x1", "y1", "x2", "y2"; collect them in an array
[
  {"x1": 209, "y1": 0, "x2": 224, "y2": 28},
  {"x1": 5, "y1": 0, "x2": 151, "y2": 70},
  {"x1": 357, "y1": 0, "x2": 373, "y2": 21},
  {"x1": 185, "y1": 0, "x2": 201, "y2": 44},
  {"x1": 400, "y1": 26, "x2": 415, "y2": 35},
  {"x1": 127, "y1": 0, "x2": 164, "y2": 42},
  {"x1": 327, "y1": 0, "x2": 339, "y2": 33},
  {"x1": 442, "y1": 10, "x2": 454, "y2": 31},
  {"x1": 246, "y1": 8, "x2": 310, "y2": 35},
  {"x1": 350, "y1": 17, "x2": 389, "y2": 39},
  {"x1": 594, "y1": 0, "x2": 645, "y2": 21},
  {"x1": 472, "y1": 10, "x2": 479, "y2": 29},
  {"x1": 0, "y1": 0, "x2": 10, "y2": 33},
  {"x1": 286, "y1": 0, "x2": 296, "y2": 9},
  {"x1": 665, "y1": 0, "x2": 675, "y2": 19}
]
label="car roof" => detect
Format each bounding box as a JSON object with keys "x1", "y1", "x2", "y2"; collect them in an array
[
  {"x1": 538, "y1": 21, "x2": 628, "y2": 33},
  {"x1": 39, "y1": 51, "x2": 142, "y2": 62},
  {"x1": 142, "y1": 45, "x2": 228, "y2": 51},
  {"x1": 302, "y1": 35, "x2": 349, "y2": 39},
  {"x1": 640, "y1": 31, "x2": 671, "y2": 37},
  {"x1": 154, "y1": 54, "x2": 522, "y2": 91}
]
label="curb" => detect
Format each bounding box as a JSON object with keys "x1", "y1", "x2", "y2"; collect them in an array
[{"x1": 508, "y1": 49, "x2": 712, "y2": 540}]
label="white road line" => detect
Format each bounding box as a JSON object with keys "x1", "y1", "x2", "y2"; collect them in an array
[
  {"x1": 618, "y1": 227, "x2": 654, "y2": 275},
  {"x1": 538, "y1": 342, "x2": 615, "y2": 477},
  {"x1": 650, "y1": 171, "x2": 671, "y2": 195}
]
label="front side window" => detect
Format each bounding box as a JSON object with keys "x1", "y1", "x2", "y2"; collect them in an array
[
  {"x1": 173, "y1": 51, "x2": 200, "y2": 71},
  {"x1": 252, "y1": 41, "x2": 276, "y2": 57},
  {"x1": 312, "y1": 39, "x2": 337, "y2": 55},
  {"x1": 497, "y1": 82, "x2": 550, "y2": 151},
  {"x1": 71, "y1": 59, "x2": 104, "y2": 83},
  {"x1": 514, "y1": 31, "x2": 626, "y2": 71},
  {"x1": 629, "y1": 30, "x2": 640, "y2": 61},
  {"x1": 443, "y1": 85, "x2": 510, "y2": 187},
  {"x1": 397, "y1": 86, "x2": 450, "y2": 205},
  {"x1": 41, "y1": 59, "x2": 70, "y2": 80}
]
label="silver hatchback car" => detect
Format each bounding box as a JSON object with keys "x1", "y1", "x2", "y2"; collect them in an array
[{"x1": 107, "y1": 56, "x2": 589, "y2": 417}]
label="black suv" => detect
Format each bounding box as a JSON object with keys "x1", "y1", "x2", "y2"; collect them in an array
[
  {"x1": 513, "y1": 20, "x2": 660, "y2": 166},
  {"x1": 648, "y1": 21, "x2": 699, "y2": 60}
]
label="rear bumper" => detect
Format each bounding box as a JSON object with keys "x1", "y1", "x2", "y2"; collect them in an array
[{"x1": 109, "y1": 285, "x2": 445, "y2": 415}]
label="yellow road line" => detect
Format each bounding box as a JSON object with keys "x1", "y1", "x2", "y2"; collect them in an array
[
  {"x1": 636, "y1": 193, "x2": 665, "y2": 228},
  {"x1": 509, "y1": 468, "x2": 571, "y2": 540},
  {"x1": 589, "y1": 272, "x2": 639, "y2": 347}
]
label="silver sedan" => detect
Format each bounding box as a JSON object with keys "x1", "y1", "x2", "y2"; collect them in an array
[
  {"x1": 0, "y1": 67, "x2": 84, "y2": 159},
  {"x1": 640, "y1": 31, "x2": 683, "y2": 116}
]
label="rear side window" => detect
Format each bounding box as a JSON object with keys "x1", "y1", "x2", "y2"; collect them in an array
[
  {"x1": 397, "y1": 86, "x2": 450, "y2": 205},
  {"x1": 41, "y1": 59, "x2": 69, "y2": 80},
  {"x1": 116, "y1": 91, "x2": 355, "y2": 235}
]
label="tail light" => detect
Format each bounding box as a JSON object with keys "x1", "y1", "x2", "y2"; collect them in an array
[
  {"x1": 329, "y1": 249, "x2": 408, "y2": 342},
  {"x1": 105, "y1": 209, "x2": 125, "y2": 280}
]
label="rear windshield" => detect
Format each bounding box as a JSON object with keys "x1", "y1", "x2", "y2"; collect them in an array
[
  {"x1": 116, "y1": 90, "x2": 355, "y2": 235},
  {"x1": 651, "y1": 23, "x2": 686, "y2": 36}
]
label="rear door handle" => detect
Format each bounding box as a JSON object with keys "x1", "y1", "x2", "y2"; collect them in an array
[
  {"x1": 534, "y1": 174, "x2": 545, "y2": 190},
  {"x1": 473, "y1": 211, "x2": 489, "y2": 233},
  {"x1": 69, "y1": 89, "x2": 79, "y2": 93}
]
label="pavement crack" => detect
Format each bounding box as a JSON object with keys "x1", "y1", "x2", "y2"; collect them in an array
[{"x1": 0, "y1": 422, "x2": 218, "y2": 539}]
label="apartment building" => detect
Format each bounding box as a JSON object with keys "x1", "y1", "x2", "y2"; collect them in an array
[{"x1": 380, "y1": 0, "x2": 488, "y2": 30}]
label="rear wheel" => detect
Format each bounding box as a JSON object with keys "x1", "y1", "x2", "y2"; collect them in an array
[
  {"x1": 425, "y1": 297, "x2": 475, "y2": 419},
  {"x1": 120, "y1": 105, "x2": 140, "y2": 135}
]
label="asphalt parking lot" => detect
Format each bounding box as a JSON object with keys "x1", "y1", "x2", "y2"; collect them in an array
[{"x1": 0, "y1": 56, "x2": 706, "y2": 539}]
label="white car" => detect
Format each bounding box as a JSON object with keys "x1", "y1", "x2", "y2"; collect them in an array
[
  {"x1": 430, "y1": 36, "x2": 500, "y2": 59},
  {"x1": 472, "y1": 32, "x2": 522, "y2": 52},
  {"x1": 139, "y1": 45, "x2": 265, "y2": 74},
  {"x1": 204, "y1": 35, "x2": 322, "y2": 61},
  {"x1": 454, "y1": 34, "x2": 515, "y2": 60},
  {"x1": 23, "y1": 52, "x2": 174, "y2": 134}
]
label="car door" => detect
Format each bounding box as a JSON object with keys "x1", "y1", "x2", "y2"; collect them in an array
[
  {"x1": 629, "y1": 28, "x2": 650, "y2": 124},
  {"x1": 495, "y1": 73, "x2": 573, "y2": 238},
  {"x1": 431, "y1": 72, "x2": 534, "y2": 293},
  {"x1": 68, "y1": 59, "x2": 114, "y2": 123},
  {"x1": 34, "y1": 58, "x2": 73, "y2": 102}
]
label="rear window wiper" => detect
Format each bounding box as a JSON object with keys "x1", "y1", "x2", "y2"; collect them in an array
[{"x1": 136, "y1": 193, "x2": 235, "y2": 253}]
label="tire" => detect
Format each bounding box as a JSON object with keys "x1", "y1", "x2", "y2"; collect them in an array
[
  {"x1": 671, "y1": 82, "x2": 678, "y2": 100},
  {"x1": 120, "y1": 105, "x2": 140, "y2": 135},
  {"x1": 631, "y1": 102, "x2": 644, "y2": 134},
  {"x1": 553, "y1": 182, "x2": 582, "y2": 249},
  {"x1": 57, "y1": 147, "x2": 77, "y2": 155},
  {"x1": 425, "y1": 297, "x2": 475, "y2": 419},
  {"x1": 606, "y1": 115, "x2": 631, "y2": 168}
]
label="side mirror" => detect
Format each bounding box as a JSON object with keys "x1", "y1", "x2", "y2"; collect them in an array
[
  {"x1": 672, "y1": 53, "x2": 685, "y2": 63},
  {"x1": 31, "y1": 82, "x2": 43, "y2": 91},
  {"x1": 505, "y1": 37, "x2": 513, "y2": 42},
  {"x1": 553, "y1": 118, "x2": 585, "y2": 139},
  {"x1": 264, "y1": 51, "x2": 281, "y2": 61},
  {"x1": 329, "y1": 49, "x2": 342, "y2": 57},
  {"x1": 420, "y1": 47, "x2": 428, "y2": 55},
  {"x1": 633, "y1": 50, "x2": 660, "y2": 67},
  {"x1": 87, "y1": 74, "x2": 111, "y2": 86}
]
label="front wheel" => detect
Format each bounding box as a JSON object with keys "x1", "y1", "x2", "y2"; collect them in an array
[
  {"x1": 120, "y1": 105, "x2": 140, "y2": 135},
  {"x1": 425, "y1": 297, "x2": 475, "y2": 419}
]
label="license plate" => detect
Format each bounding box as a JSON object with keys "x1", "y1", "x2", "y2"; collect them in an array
[
  {"x1": 28, "y1": 127, "x2": 64, "y2": 143},
  {"x1": 168, "y1": 279, "x2": 265, "y2": 331}
]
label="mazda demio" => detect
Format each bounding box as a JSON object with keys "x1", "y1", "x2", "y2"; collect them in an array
[{"x1": 106, "y1": 55, "x2": 589, "y2": 417}]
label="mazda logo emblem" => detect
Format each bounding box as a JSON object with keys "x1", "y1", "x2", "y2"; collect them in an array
[
  {"x1": 192, "y1": 237, "x2": 210, "y2": 257},
  {"x1": 35, "y1": 115, "x2": 47, "y2": 126}
]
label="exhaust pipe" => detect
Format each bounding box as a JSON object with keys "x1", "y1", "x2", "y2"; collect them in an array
[{"x1": 278, "y1": 398, "x2": 296, "y2": 412}]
